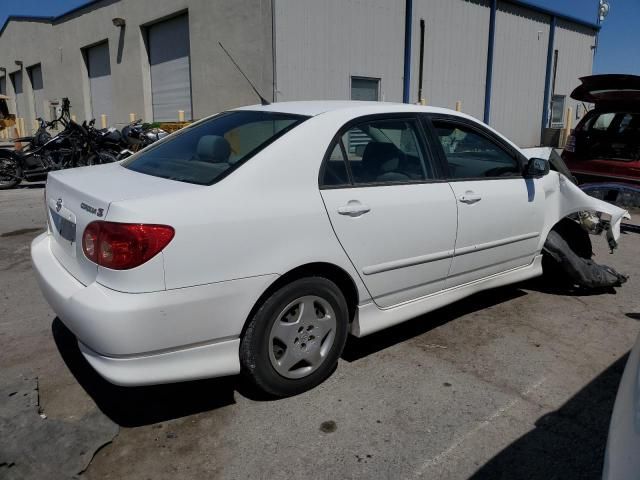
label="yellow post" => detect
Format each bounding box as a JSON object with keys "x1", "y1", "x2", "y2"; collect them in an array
[
  {"x1": 178, "y1": 110, "x2": 185, "y2": 122},
  {"x1": 71, "y1": 114, "x2": 77, "y2": 122},
  {"x1": 455, "y1": 101, "x2": 462, "y2": 112},
  {"x1": 18, "y1": 118, "x2": 25, "y2": 137},
  {"x1": 420, "y1": 98, "x2": 427, "y2": 106},
  {"x1": 101, "y1": 114, "x2": 107, "y2": 129},
  {"x1": 129, "y1": 113, "x2": 136, "y2": 122},
  {"x1": 562, "y1": 107, "x2": 573, "y2": 147}
]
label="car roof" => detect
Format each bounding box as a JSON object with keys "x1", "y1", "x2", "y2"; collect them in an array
[{"x1": 233, "y1": 100, "x2": 467, "y2": 118}]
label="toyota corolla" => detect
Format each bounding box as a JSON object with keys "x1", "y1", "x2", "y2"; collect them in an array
[{"x1": 31, "y1": 102, "x2": 629, "y2": 397}]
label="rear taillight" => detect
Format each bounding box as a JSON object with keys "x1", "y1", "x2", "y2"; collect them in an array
[{"x1": 82, "y1": 221, "x2": 174, "y2": 270}]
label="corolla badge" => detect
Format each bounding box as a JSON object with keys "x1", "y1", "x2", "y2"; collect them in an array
[
  {"x1": 56, "y1": 198, "x2": 63, "y2": 212},
  {"x1": 80, "y1": 202, "x2": 104, "y2": 217}
]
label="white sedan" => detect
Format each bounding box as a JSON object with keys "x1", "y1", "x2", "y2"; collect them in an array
[{"x1": 31, "y1": 101, "x2": 629, "y2": 397}]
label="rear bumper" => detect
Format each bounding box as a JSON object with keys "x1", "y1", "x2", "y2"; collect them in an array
[
  {"x1": 31, "y1": 232, "x2": 277, "y2": 385},
  {"x1": 78, "y1": 338, "x2": 240, "y2": 386}
]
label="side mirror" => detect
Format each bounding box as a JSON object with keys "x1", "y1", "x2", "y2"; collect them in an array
[{"x1": 524, "y1": 157, "x2": 549, "y2": 178}]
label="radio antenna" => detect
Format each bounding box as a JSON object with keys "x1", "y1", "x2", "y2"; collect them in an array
[{"x1": 219, "y1": 42, "x2": 271, "y2": 105}]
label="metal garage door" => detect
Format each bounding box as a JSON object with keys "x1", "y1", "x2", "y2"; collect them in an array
[
  {"x1": 28, "y1": 65, "x2": 45, "y2": 120},
  {"x1": 86, "y1": 42, "x2": 113, "y2": 122},
  {"x1": 148, "y1": 14, "x2": 192, "y2": 122},
  {"x1": 10, "y1": 71, "x2": 26, "y2": 118}
]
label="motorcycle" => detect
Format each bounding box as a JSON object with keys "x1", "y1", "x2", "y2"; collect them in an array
[
  {"x1": 120, "y1": 119, "x2": 169, "y2": 153},
  {"x1": 0, "y1": 100, "x2": 169, "y2": 189},
  {"x1": 0, "y1": 99, "x2": 118, "y2": 189}
]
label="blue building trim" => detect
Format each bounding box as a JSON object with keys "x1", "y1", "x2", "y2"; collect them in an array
[
  {"x1": 506, "y1": 0, "x2": 600, "y2": 31},
  {"x1": 403, "y1": 0, "x2": 413, "y2": 103},
  {"x1": 541, "y1": 15, "x2": 557, "y2": 140},
  {"x1": 483, "y1": 0, "x2": 497, "y2": 124}
]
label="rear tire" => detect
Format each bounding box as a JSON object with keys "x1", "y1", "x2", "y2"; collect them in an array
[
  {"x1": 0, "y1": 151, "x2": 22, "y2": 189},
  {"x1": 240, "y1": 277, "x2": 349, "y2": 397}
]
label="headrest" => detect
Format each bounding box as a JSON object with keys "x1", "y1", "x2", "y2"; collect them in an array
[
  {"x1": 361, "y1": 142, "x2": 402, "y2": 173},
  {"x1": 197, "y1": 135, "x2": 231, "y2": 163}
]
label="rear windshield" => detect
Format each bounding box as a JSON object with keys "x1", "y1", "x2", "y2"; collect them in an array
[
  {"x1": 577, "y1": 111, "x2": 640, "y2": 161},
  {"x1": 124, "y1": 111, "x2": 308, "y2": 185},
  {"x1": 581, "y1": 111, "x2": 640, "y2": 134}
]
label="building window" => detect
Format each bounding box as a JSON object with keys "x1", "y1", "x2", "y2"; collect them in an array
[
  {"x1": 351, "y1": 77, "x2": 380, "y2": 101},
  {"x1": 550, "y1": 95, "x2": 566, "y2": 127},
  {"x1": 0, "y1": 76, "x2": 6, "y2": 95}
]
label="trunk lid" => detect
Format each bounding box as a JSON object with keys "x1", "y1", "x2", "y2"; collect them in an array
[
  {"x1": 571, "y1": 74, "x2": 640, "y2": 108},
  {"x1": 45, "y1": 163, "x2": 196, "y2": 285}
]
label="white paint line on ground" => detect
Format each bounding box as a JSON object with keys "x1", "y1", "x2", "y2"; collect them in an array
[{"x1": 414, "y1": 376, "x2": 546, "y2": 478}]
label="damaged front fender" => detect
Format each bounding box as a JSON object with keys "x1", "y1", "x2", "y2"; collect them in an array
[
  {"x1": 557, "y1": 175, "x2": 630, "y2": 250},
  {"x1": 523, "y1": 147, "x2": 631, "y2": 250}
]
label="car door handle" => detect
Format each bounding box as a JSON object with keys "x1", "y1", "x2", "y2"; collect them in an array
[
  {"x1": 458, "y1": 192, "x2": 482, "y2": 204},
  {"x1": 337, "y1": 202, "x2": 371, "y2": 217}
]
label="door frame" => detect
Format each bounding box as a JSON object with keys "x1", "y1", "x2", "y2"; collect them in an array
[
  {"x1": 419, "y1": 113, "x2": 530, "y2": 181},
  {"x1": 318, "y1": 112, "x2": 447, "y2": 190}
]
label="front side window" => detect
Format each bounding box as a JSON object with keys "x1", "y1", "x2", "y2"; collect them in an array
[
  {"x1": 124, "y1": 111, "x2": 308, "y2": 185},
  {"x1": 322, "y1": 118, "x2": 431, "y2": 187},
  {"x1": 433, "y1": 122, "x2": 521, "y2": 179}
]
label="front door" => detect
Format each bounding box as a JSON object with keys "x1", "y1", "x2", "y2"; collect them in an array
[
  {"x1": 320, "y1": 115, "x2": 458, "y2": 308},
  {"x1": 428, "y1": 117, "x2": 546, "y2": 288}
]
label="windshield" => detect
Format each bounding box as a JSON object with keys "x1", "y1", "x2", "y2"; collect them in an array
[{"x1": 124, "y1": 111, "x2": 308, "y2": 185}]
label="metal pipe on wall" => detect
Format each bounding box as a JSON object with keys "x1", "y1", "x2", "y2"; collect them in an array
[
  {"x1": 541, "y1": 15, "x2": 557, "y2": 142},
  {"x1": 402, "y1": 0, "x2": 413, "y2": 103},
  {"x1": 418, "y1": 19, "x2": 425, "y2": 103},
  {"x1": 483, "y1": 0, "x2": 497, "y2": 124}
]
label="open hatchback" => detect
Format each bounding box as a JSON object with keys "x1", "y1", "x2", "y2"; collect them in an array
[{"x1": 562, "y1": 74, "x2": 640, "y2": 186}]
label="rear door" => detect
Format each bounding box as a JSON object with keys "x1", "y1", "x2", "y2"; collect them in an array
[
  {"x1": 425, "y1": 115, "x2": 546, "y2": 288},
  {"x1": 320, "y1": 114, "x2": 458, "y2": 308}
]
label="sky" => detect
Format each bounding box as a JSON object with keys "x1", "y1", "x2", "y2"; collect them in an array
[{"x1": 0, "y1": 0, "x2": 638, "y2": 74}]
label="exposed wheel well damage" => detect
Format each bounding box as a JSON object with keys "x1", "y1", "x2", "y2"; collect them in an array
[
  {"x1": 545, "y1": 217, "x2": 593, "y2": 259},
  {"x1": 242, "y1": 263, "x2": 359, "y2": 337},
  {"x1": 542, "y1": 215, "x2": 628, "y2": 289}
]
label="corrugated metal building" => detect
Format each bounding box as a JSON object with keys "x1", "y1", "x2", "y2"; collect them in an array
[{"x1": 0, "y1": 0, "x2": 599, "y2": 146}]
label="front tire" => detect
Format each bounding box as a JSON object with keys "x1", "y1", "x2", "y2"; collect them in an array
[
  {"x1": 240, "y1": 277, "x2": 349, "y2": 397},
  {"x1": 0, "y1": 151, "x2": 22, "y2": 189}
]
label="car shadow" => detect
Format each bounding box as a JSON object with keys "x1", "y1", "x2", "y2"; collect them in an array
[
  {"x1": 51, "y1": 318, "x2": 237, "y2": 428},
  {"x1": 520, "y1": 275, "x2": 618, "y2": 297},
  {"x1": 621, "y1": 223, "x2": 640, "y2": 234},
  {"x1": 470, "y1": 353, "x2": 628, "y2": 479},
  {"x1": 342, "y1": 286, "x2": 527, "y2": 362},
  {"x1": 15, "y1": 182, "x2": 46, "y2": 190}
]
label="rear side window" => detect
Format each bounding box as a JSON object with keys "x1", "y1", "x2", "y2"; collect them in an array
[
  {"x1": 321, "y1": 118, "x2": 432, "y2": 187},
  {"x1": 124, "y1": 111, "x2": 308, "y2": 185},
  {"x1": 433, "y1": 122, "x2": 521, "y2": 179}
]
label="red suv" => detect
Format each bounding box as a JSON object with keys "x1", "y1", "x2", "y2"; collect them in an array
[{"x1": 562, "y1": 74, "x2": 640, "y2": 186}]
